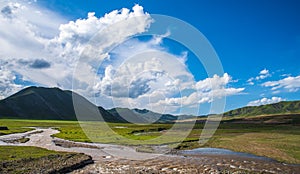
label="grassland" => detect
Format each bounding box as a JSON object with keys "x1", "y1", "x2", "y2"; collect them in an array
[
  {"x1": 0, "y1": 115, "x2": 299, "y2": 164},
  {"x1": 0, "y1": 146, "x2": 65, "y2": 161}
]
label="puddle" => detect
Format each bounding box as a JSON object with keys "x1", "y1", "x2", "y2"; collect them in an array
[{"x1": 181, "y1": 147, "x2": 275, "y2": 161}]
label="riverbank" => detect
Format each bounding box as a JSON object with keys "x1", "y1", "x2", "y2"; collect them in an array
[
  {"x1": 1, "y1": 118, "x2": 299, "y2": 163},
  {"x1": 72, "y1": 154, "x2": 300, "y2": 173},
  {"x1": 0, "y1": 146, "x2": 93, "y2": 174},
  {"x1": 1, "y1": 127, "x2": 300, "y2": 173}
]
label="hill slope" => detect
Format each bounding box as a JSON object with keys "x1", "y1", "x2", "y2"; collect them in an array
[
  {"x1": 0, "y1": 87, "x2": 121, "y2": 122},
  {"x1": 224, "y1": 100, "x2": 300, "y2": 117}
]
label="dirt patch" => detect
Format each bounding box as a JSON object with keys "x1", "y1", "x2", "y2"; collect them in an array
[
  {"x1": 53, "y1": 139, "x2": 102, "y2": 149},
  {"x1": 0, "y1": 153, "x2": 93, "y2": 174},
  {"x1": 2, "y1": 137, "x2": 30, "y2": 143}
]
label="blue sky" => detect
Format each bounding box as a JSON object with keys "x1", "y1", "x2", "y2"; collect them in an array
[{"x1": 0, "y1": 0, "x2": 299, "y2": 115}]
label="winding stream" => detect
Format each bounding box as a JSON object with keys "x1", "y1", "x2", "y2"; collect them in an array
[{"x1": 0, "y1": 128, "x2": 159, "y2": 161}]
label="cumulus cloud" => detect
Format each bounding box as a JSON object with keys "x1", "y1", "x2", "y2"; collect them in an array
[
  {"x1": 0, "y1": 2, "x2": 152, "y2": 97},
  {"x1": 247, "y1": 97, "x2": 285, "y2": 106},
  {"x1": 91, "y1": 44, "x2": 195, "y2": 113},
  {"x1": 0, "y1": 2, "x2": 245, "y2": 114},
  {"x1": 0, "y1": 62, "x2": 23, "y2": 99},
  {"x1": 49, "y1": 4, "x2": 153, "y2": 94},
  {"x1": 154, "y1": 73, "x2": 245, "y2": 108},
  {"x1": 247, "y1": 68, "x2": 271, "y2": 85},
  {"x1": 262, "y1": 75, "x2": 300, "y2": 92},
  {"x1": 0, "y1": 1, "x2": 65, "y2": 58},
  {"x1": 86, "y1": 34, "x2": 245, "y2": 114},
  {"x1": 47, "y1": 5, "x2": 152, "y2": 67}
]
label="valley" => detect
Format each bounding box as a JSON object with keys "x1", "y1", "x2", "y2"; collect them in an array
[{"x1": 0, "y1": 87, "x2": 299, "y2": 173}]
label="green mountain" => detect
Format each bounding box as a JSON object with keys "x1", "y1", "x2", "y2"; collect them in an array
[
  {"x1": 0, "y1": 86, "x2": 195, "y2": 123},
  {"x1": 1, "y1": 86, "x2": 299, "y2": 122},
  {"x1": 224, "y1": 100, "x2": 300, "y2": 117},
  {"x1": 0, "y1": 86, "x2": 124, "y2": 122}
]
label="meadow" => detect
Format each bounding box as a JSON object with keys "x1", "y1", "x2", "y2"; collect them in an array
[{"x1": 0, "y1": 116, "x2": 299, "y2": 164}]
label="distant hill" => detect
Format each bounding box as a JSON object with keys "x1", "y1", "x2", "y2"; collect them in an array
[
  {"x1": 108, "y1": 108, "x2": 185, "y2": 123},
  {"x1": 224, "y1": 100, "x2": 300, "y2": 117},
  {"x1": 0, "y1": 87, "x2": 123, "y2": 122}
]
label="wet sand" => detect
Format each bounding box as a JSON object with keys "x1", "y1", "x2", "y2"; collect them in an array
[{"x1": 1, "y1": 128, "x2": 299, "y2": 173}]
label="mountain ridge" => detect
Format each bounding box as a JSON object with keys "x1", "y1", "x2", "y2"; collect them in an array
[
  {"x1": 224, "y1": 100, "x2": 300, "y2": 117},
  {"x1": 0, "y1": 86, "x2": 123, "y2": 122},
  {"x1": 0, "y1": 86, "x2": 299, "y2": 122}
]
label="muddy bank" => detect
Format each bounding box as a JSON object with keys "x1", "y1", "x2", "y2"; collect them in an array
[
  {"x1": 53, "y1": 139, "x2": 102, "y2": 149},
  {"x1": 72, "y1": 155, "x2": 300, "y2": 174},
  {"x1": 0, "y1": 153, "x2": 93, "y2": 174}
]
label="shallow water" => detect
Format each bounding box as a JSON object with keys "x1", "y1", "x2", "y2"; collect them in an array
[
  {"x1": 181, "y1": 147, "x2": 275, "y2": 161},
  {"x1": 1, "y1": 128, "x2": 300, "y2": 173},
  {"x1": 0, "y1": 128, "x2": 160, "y2": 161}
]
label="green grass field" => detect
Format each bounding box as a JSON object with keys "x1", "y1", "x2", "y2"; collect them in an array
[
  {"x1": 0, "y1": 117, "x2": 299, "y2": 164},
  {"x1": 0, "y1": 146, "x2": 64, "y2": 161}
]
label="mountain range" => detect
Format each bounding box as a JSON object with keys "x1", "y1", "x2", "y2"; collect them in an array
[
  {"x1": 0, "y1": 86, "x2": 299, "y2": 122},
  {"x1": 0, "y1": 87, "x2": 192, "y2": 122}
]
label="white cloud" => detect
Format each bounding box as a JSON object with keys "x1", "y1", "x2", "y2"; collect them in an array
[
  {"x1": 48, "y1": 4, "x2": 152, "y2": 93},
  {"x1": 47, "y1": 5, "x2": 152, "y2": 65},
  {"x1": 150, "y1": 73, "x2": 244, "y2": 113},
  {"x1": 0, "y1": 1, "x2": 65, "y2": 58},
  {"x1": 0, "y1": 62, "x2": 23, "y2": 99},
  {"x1": 194, "y1": 73, "x2": 231, "y2": 91},
  {"x1": 87, "y1": 35, "x2": 244, "y2": 114},
  {"x1": 0, "y1": 2, "x2": 245, "y2": 115},
  {"x1": 91, "y1": 41, "x2": 195, "y2": 113},
  {"x1": 259, "y1": 69, "x2": 269, "y2": 75},
  {"x1": 247, "y1": 97, "x2": 285, "y2": 106},
  {"x1": 0, "y1": 2, "x2": 152, "y2": 97},
  {"x1": 256, "y1": 69, "x2": 271, "y2": 80},
  {"x1": 262, "y1": 75, "x2": 300, "y2": 92},
  {"x1": 247, "y1": 68, "x2": 271, "y2": 85},
  {"x1": 0, "y1": 0, "x2": 70, "y2": 89}
]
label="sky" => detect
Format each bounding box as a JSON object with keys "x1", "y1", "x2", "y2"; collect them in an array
[{"x1": 0, "y1": 0, "x2": 299, "y2": 115}]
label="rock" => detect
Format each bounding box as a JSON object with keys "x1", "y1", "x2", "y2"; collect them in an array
[{"x1": 230, "y1": 165, "x2": 236, "y2": 168}]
